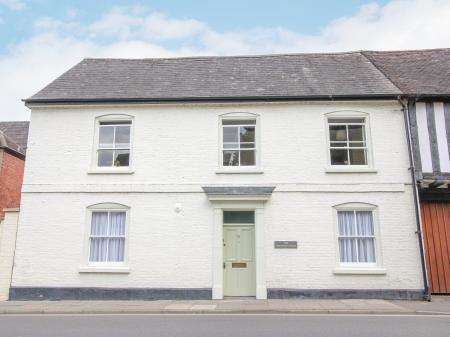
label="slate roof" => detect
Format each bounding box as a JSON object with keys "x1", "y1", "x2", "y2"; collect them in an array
[
  {"x1": 25, "y1": 49, "x2": 450, "y2": 104},
  {"x1": 363, "y1": 49, "x2": 450, "y2": 96},
  {"x1": 25, "y1": 52, "x2": 402, "y2": 103},
  {"x1": 0, "y1": 121, "x2": 30, "y2": 156}
]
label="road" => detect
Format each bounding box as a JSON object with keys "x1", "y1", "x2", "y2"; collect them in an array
[{"x1": 0, "y1": 314, "x2": 449, "y2": 337}]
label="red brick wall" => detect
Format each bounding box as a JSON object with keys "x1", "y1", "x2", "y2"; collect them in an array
[{"x1": 0, "y1": 150, "x2": 25, "y2": 219}]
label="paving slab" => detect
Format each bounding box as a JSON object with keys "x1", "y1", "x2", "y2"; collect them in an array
[{"x1": 190, "y1": 304, "x2": 217, "y2": 311}]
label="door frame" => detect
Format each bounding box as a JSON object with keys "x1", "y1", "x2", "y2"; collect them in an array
[{"x1": 210, "y1": 200, "x2": 266, "y2": 299}]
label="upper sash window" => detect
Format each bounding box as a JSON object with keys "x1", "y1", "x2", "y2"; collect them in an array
[
  {"x1": 328, "y1": 117, "x2": 368, "y2": 166},
  {"x1": 97, "y1": 120, "x2": 132, "y2": 167},
  {"x1": 222, "y1": 119, "x2": 256, "y2": 167}
]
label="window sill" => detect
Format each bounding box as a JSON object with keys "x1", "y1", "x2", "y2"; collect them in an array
[
  {"x1": 215, "y1": 168, "x2": 264, "y2": 174},
  {"x1": 333, "y1": 267, "x2": 386, "y2": 275},
  {"x1": 87, "y1": 169, "x2": 135, "y2": 175},
  {"x1": 325, "y1": 167, "x2": 377, "y2": 173},
  {"x1": 78, "y1": 266, "x2": 130, "y2": 274}
]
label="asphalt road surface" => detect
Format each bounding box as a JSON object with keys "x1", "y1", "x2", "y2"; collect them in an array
[{"x1": 0, "y1": 314, "x2": 449, "y2": 337}]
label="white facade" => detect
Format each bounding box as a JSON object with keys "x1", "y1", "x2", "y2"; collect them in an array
[
  {"x1": 0, "y1": 209, "x2": 19, "y2": 300},
  {"x1": 11, "y1": 100, "x2": 424, "y2": 299}
]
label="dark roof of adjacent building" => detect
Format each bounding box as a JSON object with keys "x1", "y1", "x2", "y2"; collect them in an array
[
  {"x1": 0, "y1": 121, "x2": 30, "y2": 156},
  {"x1": 25, "y1": 52, "x2": 402, "y2": 104},
  {"x1": 362, "y1": 49, "x2": 450, "y2": 96},
  {"x1": 24, "y1": 48, "x2": 450, "y2": 104}
]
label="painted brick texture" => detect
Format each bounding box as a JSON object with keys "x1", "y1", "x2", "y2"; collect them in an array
[
  {"x1": 0, "y1": 210, "x2": 19, "y2": 300},
  {"x1": 13, "y1": 101, "x2": 424, "y2": 293},
  {"x1": 0, "y1": 150, "x2": 24, "y2": 219}
]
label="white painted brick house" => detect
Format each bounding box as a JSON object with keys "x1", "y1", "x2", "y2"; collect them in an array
[{"x1": 11, "y1": 52, "x2": 430, "y2": 300}]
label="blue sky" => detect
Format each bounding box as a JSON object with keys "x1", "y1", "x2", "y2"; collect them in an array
[
  {"x1": 0, "y1": 0, "x2": 449, "y2": 120},
  {"x1": 0, "y1": 0, "x2": 391, "y2": 53}
]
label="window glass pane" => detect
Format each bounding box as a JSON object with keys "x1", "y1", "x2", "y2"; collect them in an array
[
  {"x1": 240, "y1": 126, "x2": 255, "y2": 143},
  {"x1": 91, "y1": 212, "x2": 109, "y2": 235},
  {"x1": 240, "y1": 143, "x2": 255, "y2": 149},
  {"x1": 338, "y1": 211, "x2": 355, "y2": 235},
  {"x1": 100, "y1": 120, "x2": 132, "y2": 125},
  {"x1": 357, "y1": 238, "x2": 376, "y2": 263},
  {"x1": 223, "y1": 143, "x2": 239, "y2": 149},
  {"x1": 240, "y1": 150, "x2": 255, "y2": 166},
  {"x1": 348, "y1": 125, "x2": 365, "y2": 141},
  {"x1": 349, "y1": 149, "x2": 367, "y2": 165},
  {"x1": 115, "y1": 126, "x2": 130, "y2": 148},
  {"x1": 329, "y1": 125, "x2": 347, "y2": 141},
  {"x1": 113, "y1": 150, "x2": 130, "y2": 167},
  {"x1": 89, "y1": 238, "x2": 108, "y2": 262},
  {"x1": 223, "y1": 127, "x2": 239, "y2": 143},
  {"x1": 349, "y1": 142, "x2": 365, "y2": 147},
  {"x1": 99, "y1": 126, "x2": 114, "y2": 148},
  {"x1": 109, "y1": 212, "x2": 126, "y2": 236},
  {"x1": 223, "y1": 211, "x2": 255, "y2": 224},
  {"x1": 330, "y1": 142, "x2": 346, "y2": 147},
  {"x1": 98, "y1": 150, "x2": 114, "y2": 167},
  {"x1": 328, "y1": 118, "x2": 364, "y2": 124},
  {"x1": 356, "y1": 211, "x2": 374, "y2": 236},
  {"x1": 330, "y1": 149, "x2": 348, "y2": 165},
  {"x1": 108, "y1": 238, "x2": 125, "y2": 262},
  {"x1": 222, "y1": 119, "x2": 256, "y2": 125},
  {"x1": 223, "y1": 150, "x2": 239, "y2": 166},
  {"x1": 339, "y1": 238, "x2": 357, "y2": 262}
]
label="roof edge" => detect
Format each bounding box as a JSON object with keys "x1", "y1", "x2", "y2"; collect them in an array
[
  {"x1": 24, "y1": 94, "x2": 402, "y2": 106},
  {"x1": 0, "y1": 146, "x2": 26, "y2": 159}
]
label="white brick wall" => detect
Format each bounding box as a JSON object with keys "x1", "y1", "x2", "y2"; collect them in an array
[
  {"x1": 12, "y1": 100, "x2": 423, "y2": 291},
  {"x1": 0, "y1": 209, "x2": 19, "y2": 300}
]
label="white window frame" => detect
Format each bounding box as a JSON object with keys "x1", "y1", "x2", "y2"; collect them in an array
[
  {"x1": 80, "y1": 203, "x2": 130, "y2": 273},
  {"x1": 332, "y1": 203, "x2": 385, "y2": 275},
  {"x1": 324, "y1": 111, "x2": 376, "y2": 173},
  {"x1": 89, "y1": 114, "x2": 134, "y2": 174},
  {"x1": 217, "y1": 113, "x2": 262, "y2": 173}
]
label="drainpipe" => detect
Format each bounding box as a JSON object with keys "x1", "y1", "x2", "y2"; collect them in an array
[{"x1": 398, "y1": 96, "x2": 431, "y2": 301}]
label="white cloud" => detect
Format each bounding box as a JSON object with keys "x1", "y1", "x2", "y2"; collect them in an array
[
  {"x1": 2, "y1": 0, "x2": 450, "y2": 120},
  {"x1": 87, "y1": 6, "x2": 207, "y2": 41},
  {"x1": 0, "y1": 0, "x2": 25, "y2": 11}
]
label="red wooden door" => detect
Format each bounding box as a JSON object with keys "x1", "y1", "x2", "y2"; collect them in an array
[{"x1": 421, "y1": 201, "x2": 450, "y2": 294}]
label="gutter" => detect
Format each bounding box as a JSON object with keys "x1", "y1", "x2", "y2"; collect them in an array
[
  {"x1": 398, "y1": 96, "x2": 431, "y2": 301},
  {"x1": 23, "y1": 94, "x2": 401, "y2": 106},
  {"x1": 0, "y1": 147, "x2": 26, "y2": 160}
]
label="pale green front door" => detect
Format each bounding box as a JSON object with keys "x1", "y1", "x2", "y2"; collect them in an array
[{"x1": 223, "y1": 225, "x2": 256, "y2": 296}]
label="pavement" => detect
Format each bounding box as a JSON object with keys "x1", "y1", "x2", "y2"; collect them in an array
[{"x1": 0, "y1": 296, "x2": 449, "y2": 315}]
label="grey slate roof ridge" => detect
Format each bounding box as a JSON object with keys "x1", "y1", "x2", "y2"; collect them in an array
[{"x1": 80, "y1": 50, "x2": 365, "y2": 62}]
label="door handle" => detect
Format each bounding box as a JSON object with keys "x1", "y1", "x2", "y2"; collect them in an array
[{"x1": 223, "y1": 262, "x2": 226, "y2": 269}]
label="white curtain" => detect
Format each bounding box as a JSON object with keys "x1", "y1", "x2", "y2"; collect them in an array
[
  {"x1": 338, "y1": 211, "x2": 375, "y2": 263},
  {"x1": 89, "y1": 211, "x2": 125, "y2": 262},
  {"x1": 108, "y1": 212, "x2": 126, "y2": 262},
  {"x1": 338, "y1": 211, "x2": 357, "y2": 263},
  {"x1": 356, "y1": 211, "x2": 375, "y2": 263}
]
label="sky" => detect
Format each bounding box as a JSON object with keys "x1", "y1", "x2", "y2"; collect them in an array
[{"x1": 0, "y1": 0, "x2": 450, "y2": 120}]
